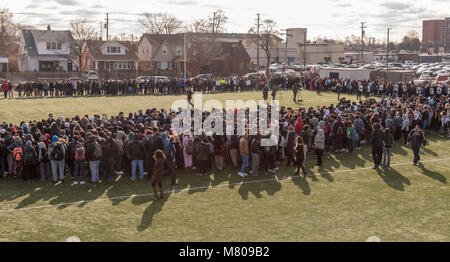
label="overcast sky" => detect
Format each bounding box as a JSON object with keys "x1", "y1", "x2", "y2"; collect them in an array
[{"x1": 2, "y1": 0, "x2": 449, "y2": 42}]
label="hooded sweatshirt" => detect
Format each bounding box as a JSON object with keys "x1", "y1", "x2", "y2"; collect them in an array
[{"x1": 314, "y1": 129, "x2": 325, "y2": 150}]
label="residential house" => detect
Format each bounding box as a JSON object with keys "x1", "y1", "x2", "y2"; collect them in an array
[
  {"x1": 82, "y1": 40, "x2": 139, "y2": 79},
  {"x1": 18, "y1": 26, "x2": 76, "y2": 72},
  {"x1": 187, "y1": 40, "x2": 251, "y2": 76},
  {"x1": 138, "y1": 33, "x2": 251, "y2": 76},
  {"x1": 138, "y1": 34, "x2": 185, "y2": 75}
]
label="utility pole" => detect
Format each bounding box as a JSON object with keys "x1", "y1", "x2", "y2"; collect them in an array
[
  {"x1": 360, "y1": 22, "x2": 366, "y2": 62},
  {"x1": 211, "y1": 11, "x2": 217, "y2": 41},
  {"x1": 105, "y1": 13, "x2": 109, "y2": 41},
  {"x1": 99, "y1": 21, "x2": 102, "y2": 40},
  {"x1": 256, "y1": 13, "x2": 260, "y2": 70},
  {"x1": 387, "y1": 27, "x2": 391, "y2": 71}
]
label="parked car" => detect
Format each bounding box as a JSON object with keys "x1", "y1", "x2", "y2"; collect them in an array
[
  {"x1": 83, "y1": 70, "x2": 99, "y2": 80},
  {"x1": 244, "y1": 72, "x2": 265, "y2": 79},
  {"x1": 436, "y1": 73, "x2": 449, "y2": 82},
  {"x1": 0, "y1": 78, "x2": 6, "y2": 84},
  {"x1": 194, "y1": 74, "x2": 213, "y2": 80},
  {"x1": 153, "y1": 76, "x2": 169, "y2": 82},
  {"x1": 137, "y1": 76, "x2": 152, "y2": 83}
]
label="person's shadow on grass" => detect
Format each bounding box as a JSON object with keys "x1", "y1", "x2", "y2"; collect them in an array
[
  {"x1": 137, "y1": 193, "x2": 169, "y2": 232},
  {"x1": 292, "y1": 175, "x2": 311, "y2": 196},
  {"x1": 376, "y1": 167, "x2": 411, "y2": 191},
  {"x1": 417, "y1": 163, "x2": 447, "y2": 184}
]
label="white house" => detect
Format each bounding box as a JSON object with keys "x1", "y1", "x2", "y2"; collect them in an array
[{"x1": 18, "y1": 26, "x2": 76, "y2": 72}]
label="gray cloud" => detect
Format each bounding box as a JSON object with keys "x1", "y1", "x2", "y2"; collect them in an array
[
  {"x1": 54, "y1": 0, "x2": 80, "y2": 6},
  {"x1": 334, "y1": 3, "x2": 351, "y2": 8},
  {"x1": 380, "y1": 2, "x2": 409, "y2": 10}
]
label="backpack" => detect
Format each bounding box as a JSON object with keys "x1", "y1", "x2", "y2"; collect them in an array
[
  {"x1": 74, "y1": 143, "x2": 86, "y2": 161},
  {"x1": 93, "y1": 141, "x2": 103, "y2": 158},
  {"x1": 13, "y1": 147, "x2": 23, "y2": 161},
  {"x1": 185, "y1": 139, "x2": 194, "y2": 155},
  {"x1": 51, "y1": 143, "x2": 64, "y2": 161},
  {"x1": 23, "y1": 147, "x2": 36, "y2": 165}
]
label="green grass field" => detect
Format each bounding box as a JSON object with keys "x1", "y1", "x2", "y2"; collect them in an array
[{"x1": 0, "y1": 90, "x2": 449, "y2": 242}]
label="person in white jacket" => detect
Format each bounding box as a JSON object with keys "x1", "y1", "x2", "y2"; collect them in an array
[{"x1": 401, "y1": 114, "x2": 410, "y2": 145}]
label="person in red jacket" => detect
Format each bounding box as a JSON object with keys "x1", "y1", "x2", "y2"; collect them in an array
[
  {"x1": 2, "y1": 81, "x2": 9, "y2": 99},
  {"x1": 294, "y1": 116, "x2": 303, "y2": 134}
]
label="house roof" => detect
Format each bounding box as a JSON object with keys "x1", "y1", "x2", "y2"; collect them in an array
[
  {"x1": 191, "y1": 41, "x2": 251, "y2": 61},
  {"x1": 22, "y1": 29, "x2": 75, "y2": 57},
  {"x1": 85, "y1": 40, "x2": 138, "y2": 61},
  {"x1": 143, "y1": 34, "x2": 184, "y2": 46}
]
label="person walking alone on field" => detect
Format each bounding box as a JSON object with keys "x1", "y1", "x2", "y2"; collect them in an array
[
  {"x1": 409, "y1": 124, "x2": 426, "y2": 165},
  {"x1": 152, "y1": 150, "x2": 166, "y2": 201}
]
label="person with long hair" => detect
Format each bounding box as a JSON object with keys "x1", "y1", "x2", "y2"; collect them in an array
[
  {"x1": 294, "y1": 136, "x2": 307, "y2": 177},
  {"x1": 152, "y1": 149, "x2": 166, "y2": 201}
]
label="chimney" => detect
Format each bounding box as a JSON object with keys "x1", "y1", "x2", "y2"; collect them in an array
[{"x1": 47, "y1": 25, "x2": 51, "y2": 31}]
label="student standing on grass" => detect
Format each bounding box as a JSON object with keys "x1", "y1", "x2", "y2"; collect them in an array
[
  {"x1": 129, "y1": 133, "x2": 145, "y2": 181},
  {"x1": 48, "y1": 136, "x2": 66, "y2": 183},
  {"x1": 86, "y1": 133, "x2": 103, "y2": 183},
  {"x1": 238, "y1": 132, "x2": 249, "y2": 177},
  {"x1": 152, "y1": 149, "x2": 166, "y2": 201},
  {"x1": 72, "y1": 135, "x2": 86, "y2": 185},
  {"x1": 409, "y1": 125, "x2": 426, "y2": 166},
  {"x1": 250, "y1": 135, "x2": 260, "y2": 176},
  {"x1": 22, "y1": 140, "x2": 37, "y2": 182},
  {"x1": 162, "y1": 132, "x2": 177, "y2": 185},
  {"x1": 314, "y1": 129, "x2": 325, "y2": 167},
  {"x1": 382, "y1": 127, "x2": 394, "y2": 168},
  {"x1": 294, "y1": 136, "x2": 307, "y2": 177},
  {"x1": 370, "y1": 123, "x2": 384, "y2": 170}
]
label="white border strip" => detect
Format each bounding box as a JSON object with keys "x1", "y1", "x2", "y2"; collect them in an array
[{"x1": 0, "y1": 157, "x2": 449, "y2": 214}]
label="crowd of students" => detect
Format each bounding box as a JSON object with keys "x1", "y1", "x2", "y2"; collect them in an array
[
  {"x1": 0, "y1": 87, "x2": 448, "y2": 200},
  {"x1": 0, "y1": 75, "x2": 295, "y2": 99}
]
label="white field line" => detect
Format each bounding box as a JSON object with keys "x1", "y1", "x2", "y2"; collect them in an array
[{"x1": 0, "y1": 157, "x2": 449, "y2": 214}]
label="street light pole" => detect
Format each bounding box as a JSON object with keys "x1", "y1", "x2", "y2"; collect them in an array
[
  {"x1": 184, "y1": 32, "x2": 187, "y2": 82},
  {"x1": 387, "y1": 27, "x2": 391, "y2": 71}
]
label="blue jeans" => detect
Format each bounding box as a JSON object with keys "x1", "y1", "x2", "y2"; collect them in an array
[
  {"x1": 240, "y1": 154, "x2": 249, "y2": 174},
  {"x1": 89, "y1": 160, "x2": 100, "y2": 182},
  {"x1": 73, "y1": 160, "x2": 85, "y2": 182},
  {"x1": 131, "y1": 160, "x2": 144, "y2": 180}
]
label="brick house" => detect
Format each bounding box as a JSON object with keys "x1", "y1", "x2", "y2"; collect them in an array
[
  {"x1": 137, "y1": 33, "x2": 251, "y2": 76},
  {"x1": 82, "y1": 40, "x2": 139, "y2": 79}
]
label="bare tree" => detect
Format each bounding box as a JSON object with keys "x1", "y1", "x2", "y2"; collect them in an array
[
  {"x1": 69, "y1": 20, "x2": 95, "y2": 71},
  {"x1": 184, "y1": 19, "x2": 209, "y2": 33},
  {"x1": 209, "y1": 9, "x2": 228, "y2": 35},
  {"x1": 0, "y1": 8, "x2": 16, "y2": 50},
  {"x1": 249, "y1": 19, "x2": 278, "y2": 75},
  {"x1": 138, "y1": 12, "x2": 183, "y2": 34}
]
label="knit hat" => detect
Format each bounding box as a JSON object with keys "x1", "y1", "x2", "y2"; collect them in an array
[{"x1": 52, "y1": 135, "x2": 59, "y2": 142}]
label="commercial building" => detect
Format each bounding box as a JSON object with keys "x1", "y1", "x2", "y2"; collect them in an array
[
  {"x1": 422, "y1": 18, "x2": 450, "y2": 52},
  {"x1": 279, "y1": 28, "x2": 345, "y2": 65}
]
